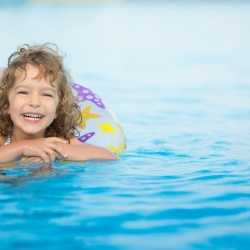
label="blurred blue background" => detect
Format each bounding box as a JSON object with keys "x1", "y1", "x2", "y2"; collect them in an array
[{"x1": 0, "y1": 1, "x2": 250, "y2": 124}]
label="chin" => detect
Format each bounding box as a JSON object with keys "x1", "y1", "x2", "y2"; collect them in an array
[{"x1": 21, "y1": 127, "x2": 46, "y2": 137}]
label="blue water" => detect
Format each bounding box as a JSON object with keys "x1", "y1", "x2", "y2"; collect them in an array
[{"x1": 0, "y1": 2, "x2": 250, "y2": 250}]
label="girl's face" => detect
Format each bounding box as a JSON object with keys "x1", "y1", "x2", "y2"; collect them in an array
[{"x1": 7, "y1": 64, "x2": 59, "y2": 140}]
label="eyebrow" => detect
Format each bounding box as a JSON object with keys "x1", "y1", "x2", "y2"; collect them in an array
[
  {"x1": 14, "y1": 85, "x2": 57, "y2": 93},
  {"x1": 40, "y1": 87, "x2": 57, "y2": 93},
  {"x1": 14, "y1": 85, "x2": 29, "y2": 91}
]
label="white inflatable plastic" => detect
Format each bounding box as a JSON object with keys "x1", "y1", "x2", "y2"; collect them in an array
[{"x1": 72, "y1": 82, "x2": 126, "y2": 155}]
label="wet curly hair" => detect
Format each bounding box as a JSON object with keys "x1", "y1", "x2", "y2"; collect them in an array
[{"x1": 0, "y1": 43, "x2": 82, "y2": 140}]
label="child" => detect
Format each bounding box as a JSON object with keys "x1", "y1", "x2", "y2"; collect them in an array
[{"x1": 0, "y1": 43, "x2": 117, "y2": 165}]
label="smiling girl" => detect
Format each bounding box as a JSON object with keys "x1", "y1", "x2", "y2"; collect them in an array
[{"x1": 0, "y1": 44, "x2": 116, "y2": 165}]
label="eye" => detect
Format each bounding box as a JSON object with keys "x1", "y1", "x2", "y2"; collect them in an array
[
  {"x1": 42, "y1": 93, "x2": 53, "y2": 97},
  {"x1": 17, "y1": 90, "x2": 28, "y2": 95}
]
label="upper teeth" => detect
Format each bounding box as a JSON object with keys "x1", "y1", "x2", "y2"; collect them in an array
[{"x1": 23, "y1": 113, "x2": 43, "y2": 119}]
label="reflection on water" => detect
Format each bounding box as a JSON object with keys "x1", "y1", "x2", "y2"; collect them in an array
[{"x1": 0, "y1": 164, "x2": 55, "y2": 185}]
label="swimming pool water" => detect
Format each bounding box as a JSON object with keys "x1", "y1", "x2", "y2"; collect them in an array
[{"x1": 0, "y1": 2, "x2": 250, "y2": 250}]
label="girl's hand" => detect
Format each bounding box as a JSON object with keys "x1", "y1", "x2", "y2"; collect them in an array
[
  {"x1": 21, "y1": 137, "x2": 68, "y2": 163},
  {"x1": 20, "y1": 156, "x2": 43, "y2": 164}
]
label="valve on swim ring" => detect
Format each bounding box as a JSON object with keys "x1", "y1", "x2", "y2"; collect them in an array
[{"x1": 72, "y1": 82, "x2": 126, "y2": 155}]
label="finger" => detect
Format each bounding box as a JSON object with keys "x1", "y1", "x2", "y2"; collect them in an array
[
  {"x1": 43, "y1": 148, "x2": 56, "y2": 162},
  {"x1": 45, "y1": 137, "x2": 68, "y2": 144},
  {"x1": 20, "y1": 156, "x2": 37, "y2": 164},
  {"x1": 37, "y1": 150, "x2": 51, "y2": 164},
  {"x1": 27, "y1": 159, "x2": 41, "y2": 164},
  {"x1": 20, "y1": 158, "x2": 28, "y2": 164},
  {"x1": 45, "y1": 142, "x2": 68, "y2": 160},
  {"x1": 20, "y1": 156, "x2": 28, "y2": 162},
  {"x1": 54, "y1": 147, "x2": 68, "y2": 160},
  {"x1": 31, "y1": 157, "x2": 43, "y2": 163}
]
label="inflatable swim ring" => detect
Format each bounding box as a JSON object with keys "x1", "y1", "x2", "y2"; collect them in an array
[{"x1": 72, "y1": 82, "x2": 126, "y2": 155}]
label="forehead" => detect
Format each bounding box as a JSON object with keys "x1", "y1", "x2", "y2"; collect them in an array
[{"x1": 15, "y1": 64, "x2": 57, "y2": 89}]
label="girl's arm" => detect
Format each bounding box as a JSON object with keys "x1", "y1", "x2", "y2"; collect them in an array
[
  {"x1": 0, "y1": 136, "x2": 25, "y2": 167},
  {"x1": 55, "y1": 138, "x2": 117, "y2": 161},
  {"x1": 0, "y1": 136, "x2": 117, "y2": 165},
  {"x1": 0, "y1": 137, "x2": 67, "y2": 165},
  {"x1": 0, "y1": 141, "x2": 24, "y2": 164}
]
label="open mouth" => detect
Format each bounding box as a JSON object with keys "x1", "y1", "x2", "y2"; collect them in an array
[{"x1": 22, "y1": 112, "x2": 45, "y2": 121}]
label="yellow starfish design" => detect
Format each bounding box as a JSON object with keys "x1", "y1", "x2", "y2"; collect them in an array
[
  {"x1": 99, "y1": 122, "x2": 116, "y2": 134},
  {"x1": 108, "y1": 143, "x2": 126, "y2": 155},
  {"x1": 79, "y1": 105, "x2": 100, "y2": 128}
]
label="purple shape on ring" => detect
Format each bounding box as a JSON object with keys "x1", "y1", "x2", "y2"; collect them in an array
[
  {"x1": 78, "y1": 132, "x2": 95, "y2": 143},
  {"x1": 72, "y1": 82, "x2": 105, "y2": 109}
]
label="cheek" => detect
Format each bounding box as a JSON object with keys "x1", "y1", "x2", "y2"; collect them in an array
[
  {"x1": 8, "y1": 97, "x2": 25, "y2": 114},
  {"x1": 7, "y1": 99, "x2": 17, "y2": 114},
  {"x1": 48, "y1": 98, "x2": 59, "y2": 117}
]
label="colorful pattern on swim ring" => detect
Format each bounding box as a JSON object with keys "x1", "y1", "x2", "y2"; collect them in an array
[{"x1": 72, "y1": 82, "x2": 126, "y2": 155}]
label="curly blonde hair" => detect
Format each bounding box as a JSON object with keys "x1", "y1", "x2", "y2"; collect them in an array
[{"x1": 0, "y1": 43, "x2": 82, "y2": 140}]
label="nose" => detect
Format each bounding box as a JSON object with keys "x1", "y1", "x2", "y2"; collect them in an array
[{"x1": 29, "y1": 92, "x2": 41, "y2": 108}]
